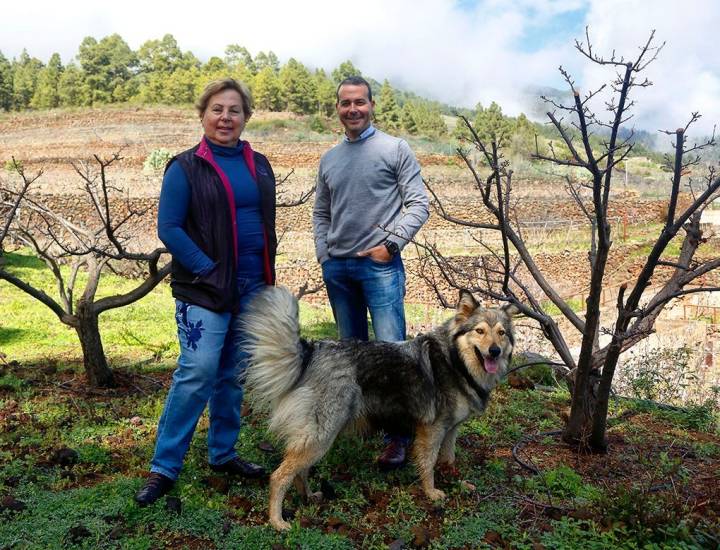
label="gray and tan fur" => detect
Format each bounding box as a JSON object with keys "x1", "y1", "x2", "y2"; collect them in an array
[{"x1": 243, "y1": 286, "x2": 516, "y2": 531}]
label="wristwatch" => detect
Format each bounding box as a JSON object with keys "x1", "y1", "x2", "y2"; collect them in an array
[{"x1": 383, "y1": 240, "x2": 400, "y2": 257}]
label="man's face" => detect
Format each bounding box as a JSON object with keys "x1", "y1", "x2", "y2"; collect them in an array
[{"x1": 336, "y1": 84, "x2": 374, "y2": 140}]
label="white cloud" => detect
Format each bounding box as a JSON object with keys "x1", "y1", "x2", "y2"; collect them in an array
[
  {"x1": 1, "y1": 0, "x2": 717, "y2": 135},
  {"x1": 576, "y1": 0, "x2": 720, "y2": 136}
]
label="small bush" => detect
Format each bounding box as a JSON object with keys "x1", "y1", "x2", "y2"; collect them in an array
[
  {"x1": 143, "y1": 148, "x2": 173, "y2": 173},
  {"x1": 615, "y1": 346, "x2": 698, "y2": 404},
  {"x1": 308, "y1": 115, "x2": 330, "y2": 133},
  {"x1": 525, "y1": 465, "x2": 601, "y2": 502}
]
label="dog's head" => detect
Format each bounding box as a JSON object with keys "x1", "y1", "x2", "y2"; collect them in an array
[{"x1": 450, "y1": 290, "x2": 517, "y2": 381}]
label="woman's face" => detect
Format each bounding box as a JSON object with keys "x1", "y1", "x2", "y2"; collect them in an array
[{"x1": 201, "y1": 89, "x2": 247, "y2": 146}]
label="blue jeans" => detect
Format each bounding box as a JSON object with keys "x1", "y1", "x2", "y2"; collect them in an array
[
  {"x1": 323, "y1": 255, "x2": 409, "y2": 445},
  {"x1": 150, "y1": 276, "x2": 266, "y2": 480},
  {"x1": 322, "y1": 255, "x2": 406, "y2": 342}
]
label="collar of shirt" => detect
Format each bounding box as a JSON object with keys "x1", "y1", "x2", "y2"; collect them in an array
[
  {"x1": 344, "y1": 124, "x2": 376, "y2": 143},
  {"x1": 207, "y1": 140, "x2": 244, "y2": 157}
]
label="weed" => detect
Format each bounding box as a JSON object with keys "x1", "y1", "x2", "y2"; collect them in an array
[
  {"x1": 526, "y1": 464, "x2": 601, "y2": 503},
  {"x1": 0, "y1": 372, "x2": 26, "y2": 392},
  {"x1": 142, "y1": 148, "x2": 173, "y2": 173}
]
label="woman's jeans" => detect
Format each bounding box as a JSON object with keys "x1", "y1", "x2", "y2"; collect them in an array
[
  {"x1": 150, "y1": 276, "x2": 265, "y2": 480},
  {"x1": 321, "y1": 255, "x2": 406, "y2": 342}
]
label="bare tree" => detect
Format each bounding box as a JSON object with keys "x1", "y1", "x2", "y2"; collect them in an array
[
  {"x1": 421, "y1": 30, "x2": 720, "y2": 451},
  {"x1": 1, "y1": 156, "x2": 316, "y2": 388},
  {"x1": 0, "y1": 152, "x2": 171, "y2": 387}
]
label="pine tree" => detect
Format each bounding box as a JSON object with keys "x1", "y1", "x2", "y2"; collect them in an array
[
  {"x1": 0, "y1": 51, "x2": 12, "y2": 111},
  {"x1": 225, "y1": 44, "x2": 256, "y2": 74},
  {"x1": 375, "y1": 80, "x2": 401, "y2": 133},
  {"x1": 12, "y1": 50, "x2": 43, "y2": 109},
  {"x1": 254, "y1": 66, "x2": 282, "y2": 111},
  {"x1": 509, "y1": 113, "x2": 536, "y2": 158},
  {"x1": 31, "y1": 53, "x2": 63, "y2": 109},
  {"x1": 137, "y1": 34, "x2": 184, "y2": 75},
  {"x1": 401, "y1": 102, "x2": 417, "y2": 135},
  {"x1": 332, "y1": 60, "x2": 361, "y2": 83},
  {"x1": 313, "y1": 69, "x2": 335, "y2": 116},
  {"x1": 409, "y1": 101, "x2": 447, "y2": 138},
  {"x1": 57, "y1": 63, "x2": 90, "y2": 107},
  {"x1": 474, "y1": 101, "x2": 511, "y2": 146},
  {"x1": 77, "y1": 34, "x2": 137, "y2": 104},
  {"x1": 255, "y1": 51, "x2": 280, "y2": 73},
  {"x1": 164, "y1": 67, "x2": 201, "y2": 104},
  {"x1": 279, "y1": 58, "x2": 316, "y2": 114}
]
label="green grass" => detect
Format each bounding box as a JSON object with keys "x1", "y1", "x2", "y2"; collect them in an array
[
  {"x1": 2, "y1": 249, "x2": 719, "y2": 548},
  {"x1": 0, "y1": 249, "x2": 339, "y2": 365}
]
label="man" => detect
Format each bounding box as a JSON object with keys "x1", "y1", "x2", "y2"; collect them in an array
[{"x1": 312, "y1": 76, "x2": 429, "y2": 469}]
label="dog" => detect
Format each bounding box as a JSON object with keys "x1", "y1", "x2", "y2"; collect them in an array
[{"x1": 242, "y1": 286, "x2": 516, "y2": 531}]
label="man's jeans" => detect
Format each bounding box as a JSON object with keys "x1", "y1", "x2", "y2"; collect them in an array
[
  {"x1": 322, "y1": 255, "x2": 406, "y2": 342},
  {"x1": 150, "y1": 276, "x2": 265, "y2": 481}
]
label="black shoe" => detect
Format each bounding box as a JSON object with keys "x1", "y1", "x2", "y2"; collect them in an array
[
  {"x1": 209, "y1": 457, "x2": 265, "y2": 478},
  {"x1": 134, "y1": 473, "x2": 174, "y2": 506},
  {"x1": 377, "y1": 438, "x2": 408, "y2": 471}
]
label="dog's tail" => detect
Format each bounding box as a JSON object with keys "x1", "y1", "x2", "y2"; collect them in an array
[{"x1": 242, "y1": 285, "x2": 304, "y2": 412}]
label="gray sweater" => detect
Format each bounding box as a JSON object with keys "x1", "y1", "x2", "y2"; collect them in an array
[{"x1": 313, "y1": 129, "x2": 429, "y2": 263}]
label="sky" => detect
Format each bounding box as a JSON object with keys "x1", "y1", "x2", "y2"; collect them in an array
[{"x1": 2, "y1": 0, "x2": 718, "y2": 136}]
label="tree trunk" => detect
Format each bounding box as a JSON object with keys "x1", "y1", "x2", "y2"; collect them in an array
[
  {"x1": 75, "y1": 301, "x2": 114, "y2": 388},
  {"x1": 563, "y1": 367, "x2": 604, "y2": 451}
]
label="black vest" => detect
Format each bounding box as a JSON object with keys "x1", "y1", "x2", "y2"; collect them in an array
[{"x1": 165, "y1": 138, "x2": 277, "y2": 313}]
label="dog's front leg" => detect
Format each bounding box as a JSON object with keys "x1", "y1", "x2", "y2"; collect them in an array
[
  {"x1": 437, "y1": 424, "x2": 459, "y2": 466},
  {"x1": 413, "y1": 423, "x2": 448, "y2": 501}
]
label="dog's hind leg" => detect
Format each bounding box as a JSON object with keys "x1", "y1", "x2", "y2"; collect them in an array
[
  {"x1": 269, "y1": 447, "x2": 325, "y2": 531},
  {"x1": 293, "y1": 468, "x2": 323, "y2": 503},
  {"x1": 437, "y1": 424, "x2": 459, "y2": 466},
  {"x1": 413, "y1": 423, "x2": 448, "y2": 501},
  {"x1": 293, "y1": 468, "x2": 310, "y2": 500}
]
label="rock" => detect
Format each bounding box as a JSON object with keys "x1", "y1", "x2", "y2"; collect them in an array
[
  {"x1": 0, "y1": 495, "x2": 26, "y2": 513},
  {"x1": 508, "y1": 372, "x2": 535, "y2": 390},
  {"x1": 388, "y1": 539, "x2": 406, "y2": 550},
  {"x1": 258, "y1": 441, "x2": 275, "y2": 453},
  {"x1": 66, "y1": 524, "x2": 91, "y2": 543},
  {"x1": 51, "y1": 447, "x2": 79, "y2": 467},
  {"x1": 205, "y1": 475, "x2": 230, "y2": 494},
  {"x1": 320, "y1": 479, "x2": 337, "y2": 500},
  {"x1": 326, "y1": 516, "x2": 344, "y2": 528},
  {"x1": 129, "y1": 416, "x2": 142, "y2": 426},
  {"x1": 165, "y1": 496, "x2": 182, "y2": 514},
  {"x1": 411, "y1": 525, "x2": 432, "y2": 547}
]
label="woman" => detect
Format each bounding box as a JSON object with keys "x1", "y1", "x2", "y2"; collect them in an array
[{"x1": 135, "y1": 78, "x2": 277, "y2": 505}]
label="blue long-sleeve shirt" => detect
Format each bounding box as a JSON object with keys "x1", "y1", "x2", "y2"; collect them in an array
[{"x1": 158, "y1": 140, "x2": 265, "y2": 277}]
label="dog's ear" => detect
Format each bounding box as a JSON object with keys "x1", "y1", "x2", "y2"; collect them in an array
[
  {"x1": 502, "y1": 302, "x2": 522, "y2": 317},
  {"x1": 456, "y1": 289, "x2": 479, "y2": 321}
]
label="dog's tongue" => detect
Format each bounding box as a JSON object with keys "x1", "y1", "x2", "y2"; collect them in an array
[{"x1": 484, "y1": 358, "x2": 499, "y2": 374}]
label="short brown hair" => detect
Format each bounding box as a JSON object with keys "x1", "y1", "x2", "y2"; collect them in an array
[{"x1": 196, "y1": 78, "x2": 253, "y2": 119}]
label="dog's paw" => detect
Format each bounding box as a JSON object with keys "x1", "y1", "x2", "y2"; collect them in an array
[{"x1": 426, "y1": 488, "x2": 446, "y2": 501}]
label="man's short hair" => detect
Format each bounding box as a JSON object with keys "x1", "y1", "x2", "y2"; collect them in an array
[
  {"x1": 336, "y1": 76, "x2": 373, "y2": 103},
  {"x1": 196, "y1": 78, "x2": 253, "y2": 119}
]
